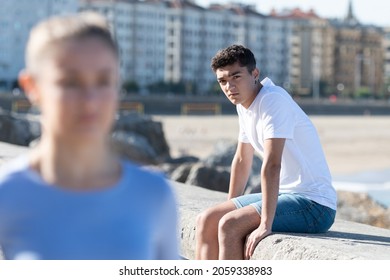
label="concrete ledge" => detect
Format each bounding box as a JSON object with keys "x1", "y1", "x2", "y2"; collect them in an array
[{"x1": 172, "y1": 181, "x2": 390, "y2": 260}]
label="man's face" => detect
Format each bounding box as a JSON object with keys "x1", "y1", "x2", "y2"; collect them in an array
[{"x1": 216, "y1": 62, "x2": 259, "y2": 109}]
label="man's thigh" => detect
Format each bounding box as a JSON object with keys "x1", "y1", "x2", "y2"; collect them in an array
[
  {"x1": 199, "y1": 200, "x2": 237, "y2": 225},
  {"x1": 231, "y1": 193, "x2": 334, "y2": 233},
  {"x1": 272, "y1": 194, "x2": 334, "y2": 233}
]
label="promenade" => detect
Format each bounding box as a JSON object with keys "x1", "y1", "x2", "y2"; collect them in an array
[{"x1": 155, "y1": 115, "x2": 390, "y2": 176}]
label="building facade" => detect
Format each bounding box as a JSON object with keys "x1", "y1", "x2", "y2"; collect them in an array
[
  {"x1": 0, "y1": 0, "x2": 78, "y2": 89},
  {"x1": 272, "y1": 8, "x2": 336, "y2": 97},
  {"x1": 384, "y1": 28, "x2": 390, "y2": 99},
  {"x1": 80, "y1": 0, "x2": 167, "y2": 92},
  {"x1": 331, "y1": 16, "x2": 384, "y2": 98},
  {"x1": 1, "y1": 0, "x2": 387, "y2": 98}
]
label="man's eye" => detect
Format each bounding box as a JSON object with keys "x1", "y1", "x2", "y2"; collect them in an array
[{"x1": 219, "y1": 80, "x2": 226, "y2": 85}]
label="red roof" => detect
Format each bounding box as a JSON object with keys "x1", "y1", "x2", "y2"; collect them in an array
[{"x1": 271, "y1": 7, "x2": 322, "y2": 20}]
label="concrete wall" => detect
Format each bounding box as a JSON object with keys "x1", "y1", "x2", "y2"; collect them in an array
[{"x1": 173, "y1": 181, "x2": 390, "y2": 260}]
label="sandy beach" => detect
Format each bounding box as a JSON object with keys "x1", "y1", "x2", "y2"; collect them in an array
[{"x1": 154, "y1": 115, "x2": 390, "y2": 177}]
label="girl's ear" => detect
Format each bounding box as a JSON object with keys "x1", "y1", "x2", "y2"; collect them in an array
[{"x1": 18, "y1": 70, "x2": 41, "y2": 107}]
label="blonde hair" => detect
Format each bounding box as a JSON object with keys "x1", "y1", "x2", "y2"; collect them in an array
[{"x1": 25, "y1": 12, "x2": 118, "y2": 75}]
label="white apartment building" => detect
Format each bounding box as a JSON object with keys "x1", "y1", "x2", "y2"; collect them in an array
[
  {"x1": 133, "y1": 1, "x2": 166, "y2": 90},
  {"x1": 79, "y1": 1, "x2": 301, "y2": 94},
  {"x1": 202, "y1": 4, "x2": 295, "y2": 93},
  {"x1": 163, "y1": 1, "x2": 183, "y2": 83},
  {"x1": 80, "y1": 0, "x2": 167, "y2": 91},
  {"x1": 1, "y1": 0, "x2": 386, "y2": 97},
  {"x1": 201, "y1": 8, "x2": 229, "y2": 90},
  {"x1": 80, "y1": 0, "x2": 134, "y2": 81},
  {"x1": 81, "y1": 0, "x2": 170, "y2": 92},
  {"x1": 80, "y1": 0, "x2": 303, "y2": 94},
  {"x1": 179, "y1": 5, "x2": 211, "y2": 93},
  {"x1": 0, "y1": 0, "x2": 78, "y2": 89},
  {"x1": 261, "y1": 18, "x2": 296, "y2": 89}
]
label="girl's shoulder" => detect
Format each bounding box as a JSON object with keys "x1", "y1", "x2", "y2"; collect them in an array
[
  {"x1": 120, "y1": 159, "x2": 172, "y2": 190},
  {"x1": 0, "y1": 155, "x2": 30, "y2": 182}
]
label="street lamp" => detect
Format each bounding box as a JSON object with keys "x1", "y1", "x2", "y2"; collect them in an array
[
  {"x1": 337, "y1": 83, "x2": 344, "y2": 98},
  {"x1": 354, "y1": 53, "x2": 375, "y2": 99}
]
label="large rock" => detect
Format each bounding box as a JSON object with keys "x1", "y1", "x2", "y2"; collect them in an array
[
  {"x1": 0, "y1": 112, "x2": 40, "y2": 146},
  {"x1": 113, "y1": 113, "x2": 170, "y2": 163},
  {"x1": 167, "y1": 140, "x2": 263, "y2": 193},
  {"x1": 203, "y1": 140, "x2": 263, "y2": 172},
  {"x1": 111, "y1": 131, "x2": 158, "y2": 165},
  {"x1": 337, "y1": 191, "x2": 390, "y2": 229},
  {"x1": 170, "y1": 163, "x2": 194, "y2": 183},
  {"x1": 202, "y1": 140, "x2": 262, "y2": 192},
  {"x1": 185, "y1": 163, "x2": 231, "y2": 192}
]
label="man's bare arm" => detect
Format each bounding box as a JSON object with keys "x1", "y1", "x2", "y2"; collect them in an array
[
  {"x1": 228, "y1": 142, "x2": 254, "y2": 200},
  {"x1": 259, "y1": 138, "x2": 285, "y2": 228},
  {"x1": 245, "y1": 138, "x2": 285, "y2": 259}
]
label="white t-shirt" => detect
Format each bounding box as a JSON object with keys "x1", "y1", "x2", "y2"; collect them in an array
[{"x1": 237, "y1": 77, "x2": 337, "y2": 210}]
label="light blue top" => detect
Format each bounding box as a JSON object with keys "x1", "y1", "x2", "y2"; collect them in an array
[{"x1": 0, "y1": 156, "x2": 179, "y2": 260}]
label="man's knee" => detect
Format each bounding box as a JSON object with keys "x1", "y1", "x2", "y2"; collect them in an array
[
  {"x1": 196, "y1": 211, "x2": 206, "y2": 230},
  {"x1": 218, "y1": 213, "x2": 240, "y2": 237},
  {"x1": 197, "y1": 202, "x2": 237, "y2": 237},
  {"x1": 196, "y1": 208, "x2": 216, "y2": 233}
]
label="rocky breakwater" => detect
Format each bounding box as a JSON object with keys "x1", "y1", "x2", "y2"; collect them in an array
[
  {"x1": 161, "y1": 140, "x2": 390, "y2": 231},
  {"x1": 161, "y1": 140, "x2": 263, "y2": 194},
  {"x1": 0, "y1": 111, "x2": 171, "y2": 165},
  {"x1": 0, "y1": 110, "x2": 41, "y2": 146},
  {"x1": 111, "y1": 113, "x2": 171, "y2": 165}
]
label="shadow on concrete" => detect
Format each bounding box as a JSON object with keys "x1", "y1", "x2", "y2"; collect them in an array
[{"x1": 292, "y1": 230, "x2": 390, "y2": 247}]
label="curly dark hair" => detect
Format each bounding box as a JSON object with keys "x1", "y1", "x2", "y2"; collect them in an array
[{"x1": 211, "y1": 45, "x2": 256, "y2": 73}]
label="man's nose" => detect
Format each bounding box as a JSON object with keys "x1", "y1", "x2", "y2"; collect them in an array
[{"x1": 226, "y1": 81, "x2": 235, "y2": 89}]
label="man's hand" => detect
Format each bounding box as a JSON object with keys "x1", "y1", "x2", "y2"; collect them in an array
[{"x1": 244, "y1": 224, "x2": 272, "y2": 260}]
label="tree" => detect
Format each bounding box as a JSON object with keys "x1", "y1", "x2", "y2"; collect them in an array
[
  {"x1": 147, "y1": 80, "x2": 187, "y2": 95},
  {"x1": 208, "y1": 81, "x2": 222, "y2": 96},
  {"x1": 355, "y1": 87, "x2": 371, "y2": 99},
  {"x1": 122, "y1": 80, "x2": 139, "y2": 95}
]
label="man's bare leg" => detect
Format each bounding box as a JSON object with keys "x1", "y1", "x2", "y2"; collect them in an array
[
  {"x1": 195, "y1": 200, "x2": 237, "y2": 260},
  {"x1": 218, "y1": 205, "x2": 261, "y2": 260}
]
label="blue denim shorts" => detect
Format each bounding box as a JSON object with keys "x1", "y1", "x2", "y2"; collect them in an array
[{"x1": 232, "y1": 193, "x2": 336, "y2": 233}]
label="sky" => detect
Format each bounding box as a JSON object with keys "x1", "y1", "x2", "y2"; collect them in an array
[{"x1": 196, "y1": 0, "x2": 390, "y2": 28}]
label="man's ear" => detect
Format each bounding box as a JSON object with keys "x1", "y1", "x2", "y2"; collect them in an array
[
  {"x1": 252, "y1": 68, "x2": 260, "y2": 80},
  {"x1": 18, "y1": 70, "x2": 40, "y2": 107}
]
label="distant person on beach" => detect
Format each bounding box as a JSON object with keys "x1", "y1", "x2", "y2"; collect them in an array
[
  {"x1": 0, "y1": 13, "x2": 178, "y2": 260},
  {"x1": 195, "y1": 45, "x2": 337, "y2": 260}
]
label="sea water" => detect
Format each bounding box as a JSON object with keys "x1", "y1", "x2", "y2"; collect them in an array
[{"x1": 333, "y1": 169, "x2": 390, "y2": 208}]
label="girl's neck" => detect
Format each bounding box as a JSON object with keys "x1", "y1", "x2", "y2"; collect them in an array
[{"x1": 30, "y1": 135, "x2": 121, "y2": 190}]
